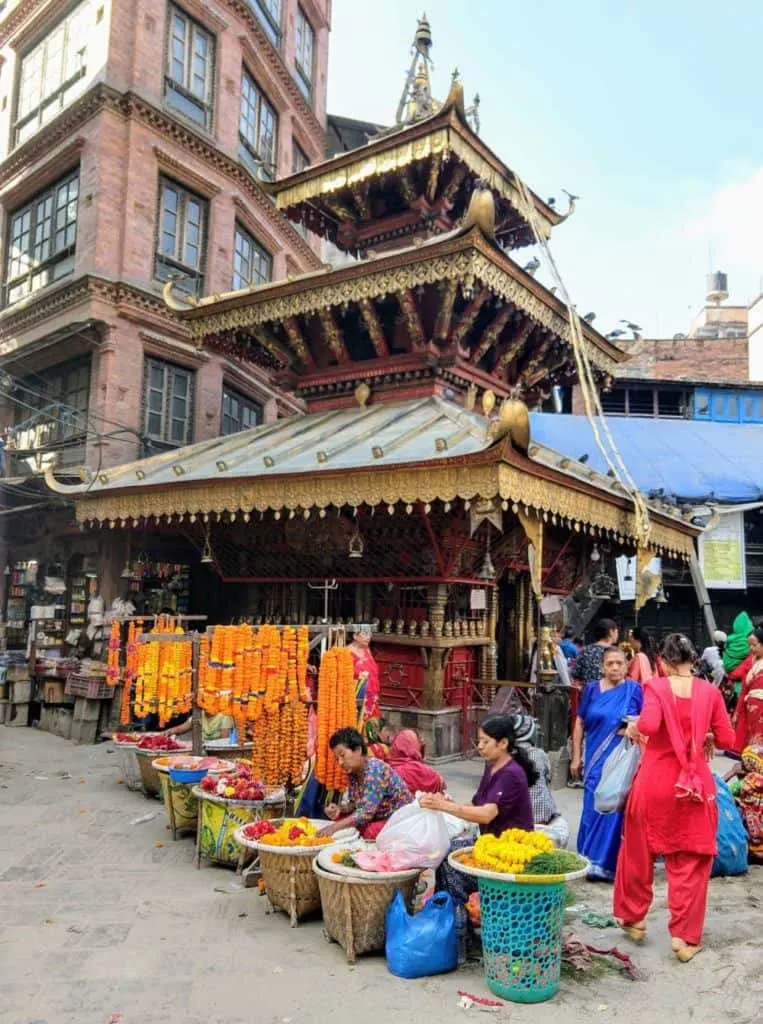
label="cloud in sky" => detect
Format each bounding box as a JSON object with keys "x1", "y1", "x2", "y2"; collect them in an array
[{"x1": 684, "y1": 168, "x2": 763, "y2": 301}]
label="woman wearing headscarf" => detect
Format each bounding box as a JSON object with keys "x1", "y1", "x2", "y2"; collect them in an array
[
  {"x1": 388, "y1": 729, "x2": 445, "y2": 794},
  {"x1": 614, "y1": 634, "x2": 735, "y2": 962}
]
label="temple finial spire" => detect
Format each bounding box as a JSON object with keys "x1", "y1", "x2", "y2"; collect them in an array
[{"x1": 395, "y1": 15, "x2": 437, "y2": 125}]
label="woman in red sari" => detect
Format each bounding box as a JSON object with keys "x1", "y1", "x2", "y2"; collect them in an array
[
  {"x1": 614, "y1": 634, "x2": 735, "y2": 963},
  {"x1": 732, "y1": 628, "x2": 763, "y2": 753}
]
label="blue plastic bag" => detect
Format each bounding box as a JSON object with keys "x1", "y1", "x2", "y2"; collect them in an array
[
  {"x1": 712, "y1": 774, "x2": 748, "y2": 877},
  {"x1": 385, "y1": 890, "x2": 458, "y2": 978}
]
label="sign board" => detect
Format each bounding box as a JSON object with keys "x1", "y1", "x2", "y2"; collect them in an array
[
  {"x1": 698, "y1": 511, "x2": 746, "y2": 590},
  {"x1": 615, "y1": 555, "x2": 661, "y2": 602}
]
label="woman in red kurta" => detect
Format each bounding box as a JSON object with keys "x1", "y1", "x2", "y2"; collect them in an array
[
  {"x1": 613, "y1": 634, "x2": 735, "y2": 963},
  {"x1": 732, "y1": 628, "x2": 763, "y2": 753}
]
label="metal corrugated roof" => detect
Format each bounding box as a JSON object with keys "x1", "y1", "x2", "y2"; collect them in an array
[
  {"x1": 89, "y1": 397, "x2": 491, "y2": 492},
  {"x1": 529, "y1": 414, "x2": 763, "y2": 503}
]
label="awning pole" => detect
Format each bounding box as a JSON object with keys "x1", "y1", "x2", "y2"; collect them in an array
[{"x1": 688, "y1": 550, "x2": 717, "y2": 643}]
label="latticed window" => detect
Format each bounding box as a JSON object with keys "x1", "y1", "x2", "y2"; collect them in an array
[
  {"x1": 14, "y1": 1, "x2": 90, "y2": 146},
  {"x1": 246, "y1": 0, "x2": 281, "y2": 47},
  {"x1": 239, "y1": 70, "x2": 278, "y2": 179},
  {"x1": 143, "y1": 358, "x2": 195, "y2": 449},
  {"x1": 4, "y1": 169, "x2": 79, "y2": 306},
  {"x1": 294, "y1": 8, "x2": 314, "y2": 102},
  {"x1": 221, "y1": 386, "x2": 262, "y2": 435},
  {"x1": 165, "y1": 5, "x2": 215, "y2": 128},
  {"x1": 154, "y1": 178, "x2": 208, "y2": 297},
  {"x1": 233, "y1": 224, "x2": 272, "y2": 290},
  {"x1": 14, "y1": 358, "x2": 91, "y2": 441}
]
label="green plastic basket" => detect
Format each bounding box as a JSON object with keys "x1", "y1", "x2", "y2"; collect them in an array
[{"x1": 478, "y1": 877, "x2": 566, "y2": 1003}]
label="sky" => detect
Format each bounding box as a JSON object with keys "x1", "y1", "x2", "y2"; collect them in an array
[{"x1": 325, "y1": 0, "x2": 763, "y2": 339}]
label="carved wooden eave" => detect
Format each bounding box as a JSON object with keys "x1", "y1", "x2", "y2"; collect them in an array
[
  {"x1": 167, "y1": 225, "x2": 626, "y2": 400},
  {"x1": 48, "y1": 421, "x2": 696, "y2": 561},
  {"x1": 265, "y1": 104, "x2": 562, "y2": 252}
]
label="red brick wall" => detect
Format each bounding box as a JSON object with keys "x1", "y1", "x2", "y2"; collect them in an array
[
  {"x1": 0, "y1": 0, "x2": 326, "y2": 473},
  {"x1": 615, "y1": 336, "x2": 750, "y2": 384}
]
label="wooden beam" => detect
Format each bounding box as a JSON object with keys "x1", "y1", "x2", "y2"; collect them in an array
[
  {"x1": 514, "y1": 332, "x2": 555, "y2": 388},
  {"x1": 282, "y1": 317, "x2": 316, "y2": 369},
  {"x1": 398, "y1": 289, "x2": 426, "y2": 350},
  {"x1": 399, "y1": 168, "x2": 416, "y2": 205},
  {"x1": 449, "y1": 291, "x2": 490, "y2": 351},
  {"x1": 358, "y1": 298, "x2": 390, "y2": 358},
  {"x1": 427, "y1": 153, "x2": 442, "y2": 202},
  {"x1": 434, "y1": 278, "x2": 459, "y2": 342},
  {"x1": 442, "y1": 164, "x2": 468, "y2": 202},
  {"x1": 350, "y1": 183, "x2": 372, "y2": 220},
  {"x1": 250, "y1": 327, "x2": 292, "y2": 368},
  {"x1": 470, "y1": 304, "x2": 515, "y2": 365},
  {"x1": 495, "y1": 320, "x2": 535, "y2": 376},
  {"x1": 318, "y1": 309, "x2": 350, "y2": 364}
]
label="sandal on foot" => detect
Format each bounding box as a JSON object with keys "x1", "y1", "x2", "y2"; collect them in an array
[
  {"x1": 616, "y1": 919, "x2": 646, "y2": 942},
  {"x1": 675, "y1": 944, "x2": 702, "y2": 963}
]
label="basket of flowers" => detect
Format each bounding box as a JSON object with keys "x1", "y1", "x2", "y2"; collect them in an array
[
  {"x1": 449, "y1": 831, "x2": 589, "y2": 1004},
  {"x1": 152, "y1": 756, "x2": 233, "y2": 839},
  {"x1": 111, "y1": 732, "x2": 160, "y2": 791},
  {"x1": 133, "y1": 735, "x2": 190, "y2": 796},
  {"x1": 235, "y1": 818, "x2": 335, "y2": 926},
  {"x1": 192, "y1": 762, "x2": 286, "y2": 867}
]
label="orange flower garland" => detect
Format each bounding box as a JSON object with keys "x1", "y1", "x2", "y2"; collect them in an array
[
  {"x1": 198, "y1": 624, "x2": 312, "y2": 787},
  {"x1": 120, "y1": 619, "x2": 143, "y2": 725},
  {"x1": 106, "y1": 620, "x2": 121, "y2": 686},
  {"x1": 315, "y1": 646, "x2": 356, "y2": 793},
  {"x1": 132, "y1": 620, "x2": 192, "y2": 726}
]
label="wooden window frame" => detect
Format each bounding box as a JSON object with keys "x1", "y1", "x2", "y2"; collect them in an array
[
  {"x1": 154, "y1": 177, "x2": 209, "y2": 299},
  {"x1": 294, "y1": 7, "x2": 315, "y2": 104},
  {"x1": 142, "y1": 356, "x2": 196, "y2": 451},
  {"x1": 164, "y1": 4, "x2": 216, "y2": 130},
  {"x1": 221, "y1": 384, "x2": 263, "y2": 435},
  {"x1": 3, "y1": 167, "x2": 79, "y2": 307},
  {"x1": 232, "y1": 221, "x2": 272, "y2": 291},
  {"x1": 246, "y1": 0, "x2": 282, "y2": 48},
  {"x1": 239, "y1": 67, "x2": 279, "y2": 179}
]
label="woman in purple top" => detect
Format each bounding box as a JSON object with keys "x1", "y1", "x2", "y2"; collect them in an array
[{"x1": 422, "y1": 716, "x2": 538, "y2": 903}]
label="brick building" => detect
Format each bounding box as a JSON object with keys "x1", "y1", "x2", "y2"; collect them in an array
[{"x1": 0, "y1": 0, "x2": 330, "y2": 476}]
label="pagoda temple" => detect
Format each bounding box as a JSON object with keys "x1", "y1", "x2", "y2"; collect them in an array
[{"x1": 47, "y1": 19, "x2": 697, "y2": 756}]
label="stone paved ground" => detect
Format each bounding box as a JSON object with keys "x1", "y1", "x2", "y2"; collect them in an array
[{"x1": 1, "y1": 728, "x2": 761, "y2": 1024}]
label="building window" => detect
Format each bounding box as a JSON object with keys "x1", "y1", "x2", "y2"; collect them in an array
[
  {"x1": 4, "y1": 169, "x2": 79, "y2": 306},
  {"x1": 600, "y1": 387, "x2": 626, "y2": 415},
  {"x1": 246, "y1": 0, "x2": 281, "y2": 47},
  {"x1": 14, "y1": 357, "x2": 91, "y2": 443},
  {"x1": 292, "y1": 141, "x2": 310, "y2": 174},
  {"x1": 294, "y1": 8, "x2": 315, "y2": 102},
  {"x1": 154, "y1": 178, "x2": 208, "y2": 298},
  {"x1": 165, "y1": 5, "x2": 214, "y2": 128},
  {"x1": 143, "y1": 357, "x2": 195, "y2": 449},
  {"x1": 14, "y1": 1, "x2": 90, "y2": 146},
  {"x1": 239, "y1": 70, "x2": 278, "y2": 179},
  {"x1": 233, "y1": 224, "x2": 272, "y2": 290},
  {"x1": 221, "y1": 386, "x2": 262, "y2": 435}
]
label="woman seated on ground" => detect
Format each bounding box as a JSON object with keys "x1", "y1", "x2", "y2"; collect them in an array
[
  {"x1": 510, "y1": 714, "x2": 570, "y2": 848},
  {"x1": 388, "y1": 729, "x2": 446, "y2": 795},
  {"x1": 317, "y1": 727, "x2": 411, "y2": 840},
  {"x1": 420, "y1": 716, "x2": 537, "y2": 902}
]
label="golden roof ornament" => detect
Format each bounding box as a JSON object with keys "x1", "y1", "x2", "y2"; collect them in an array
[
  {"x1": 463, "y1": 179, "x2": 496, "y2": 239},
  {"x1": 162, "y1": 276, "x2": 198, "y2": 311},
  {"x1": 396, "y1": 15, "x2": 438, "y2": 125},
  {"x1": 481, "y1": 389, "x2": 496, "y2": 418},
  {"x1": 488, "y1": 399, "x2": 531, "y2": 453},
  {"x1": 354, "y1": 381, "x2": 371, "y2": 407},
  {"x1": 444, "y1": 69, "x2": 466, "y2": 116}
]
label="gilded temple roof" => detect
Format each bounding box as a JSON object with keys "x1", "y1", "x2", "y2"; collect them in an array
[{"x1": 45, "y1": 396, "x2": 697, "y2": 558}]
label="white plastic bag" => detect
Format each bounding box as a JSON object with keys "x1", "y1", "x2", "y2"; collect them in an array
[
  {"x1": 594, "y1": 738, "x2": 641, "y2": 814},
  {"x1": 376, "y1": 801, "x2": 451, "y2": 870}
]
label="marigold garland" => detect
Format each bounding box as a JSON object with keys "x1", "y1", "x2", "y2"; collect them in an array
[
  {"x1": 314, "y1": 646, "x2": 356, "y2": 792},
  {"x1": 197, "y1": 623, "x2": 312, "y2": 788},
  {"x1": 133, "y1": 618, "x2": 192, "y2": 726}
]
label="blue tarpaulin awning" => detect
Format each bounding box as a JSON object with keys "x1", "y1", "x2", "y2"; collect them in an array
[{"x1": 529, "y1": 414, "x2": 763, "y2": 503}]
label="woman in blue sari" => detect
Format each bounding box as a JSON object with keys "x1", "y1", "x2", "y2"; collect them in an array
[{"x1": 571, "y1": 646, "x2": 643, "y2": 880}]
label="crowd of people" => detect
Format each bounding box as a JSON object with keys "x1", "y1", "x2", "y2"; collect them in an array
[{"x1": 311, "y1": 614, "x2": 761, "y2": 967}]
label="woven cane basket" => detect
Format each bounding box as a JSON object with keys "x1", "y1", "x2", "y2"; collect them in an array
[
  {"x1": 312, "y1": 861, "x2": 420, "y2": 963},
  {"x1": 257, "y1": 848, "x2": 323, "y2": 927}
]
